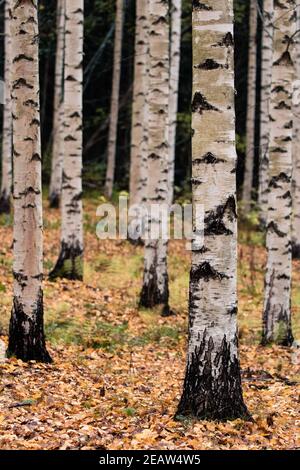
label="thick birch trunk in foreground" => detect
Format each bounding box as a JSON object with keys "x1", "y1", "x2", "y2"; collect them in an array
[
  {"x1": 129, "y1": 0, "x2": 149, "y2": 210},
  {"x1": 139, "y1": 0, "x2": 170, "y2": 315},
  {"x1": 258, "y1": 0, "x2": 274, "y2": 227},
  {"x1": 262, "y1": 0, "x2": 295, "y2": 346},
  {"x1": 292, "y1": 2, "x2": 300, "y2": 258},
  {"x1": 0, "y1": 0, "x2": 13, "y2": 214},
  {"x1": 242, "y1": 0, "x2": 258, "y2": 213},
  {"x1": 177, "y1": 0, "x2": 249, "y2": 421},
  {"x1": 168, "y1": 0, "x2": 182, "y2": 204},
  {"x1": 49, "y1": 0, "x2": 65, "y2": 208},
  {"x1": 7, "y1": 0, "x2": 51, "y2": 363},
  {"x1": 105, "y1": 0, "x2": 124, "y2": 199},
  {"x1": 50, "y1": 0, "x2": 84, "y2": 281}
]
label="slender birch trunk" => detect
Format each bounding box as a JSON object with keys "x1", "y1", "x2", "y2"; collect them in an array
[
  {"x1": 0, "y1": 0, "x2": 12, "y2": 214},
  {"x1": 262, "y1": 0, "x2": 295, "y2": 346},
  {"x1": 242, "y1": 0, "x2": 258, "y2": 213},
  {"x1": 104, "y1": 0, "x2": 124, "y2": 199},
  {"x1": 139, "y1": 0, "x2": 170, "y2": 315},
  {"x1": 258, "y1": 0, "x2": 274, "y2": 227},
  {"x1": 168, "y1": 0, "x2": 182, "y2": 204},
  {"x1": 177, "y1": 0, "x2": 249, "y2": 421},
  {"x1": 7, "y1": 0, "x2": 51, "y2": 363},
  {"x1": 49, "y1": 0, "x2": 65, "y2": 208},
  {"x1": 292, "y1": 2, "x2": 300, "y2": 257},
  {"x1": 129, "y1": 0, "x2": 149, "y2": 209},
  {"x1": 50, "y1": 0, "x2": 84, "y2": 281}
]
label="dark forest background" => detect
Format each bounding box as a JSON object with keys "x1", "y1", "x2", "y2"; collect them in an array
[{"x1": 0, "y1": 0, "x2": 259, "y2": 199}]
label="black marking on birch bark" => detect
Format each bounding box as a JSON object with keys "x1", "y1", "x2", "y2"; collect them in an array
[
  {"x1": 271, "y1": 147, "x2": 287, "y2": 154},
  {"x1": 194, "y1": 59, "x2": 224, "y2": 70},
  {"x1": 275, "y1": 101, "x2": 291, "y2": 110},
  {"x1": 49, "y1": 241, "x2": 83, "y2": 281},
  {"x1": 273, "y1": 50, "x2": 293, "y2": 67},
  {"x1": 267, "y1": 221, "x2": 286, "y2": 237},
  {"x1": 216, "y1": 32, "x2": 234, "y2": 48},
  {"x1": 284, "y1": 120, "x2": 292, "y2": 129},
  {"x1": 13, "y1": 54, "x2": 33, "y2": 63},
  {"x1": 31, "y1": 153, "x2": 41, "y2": 162},
  {"x1": 13, "y1": 78, "x2": 34, "y2": 90},
  {"x1": 7, "y1": 290, "x2": 52, "y2": 363},
  {"x1": 139, "y1": 258, "x2": 169, "y2": 313},
  {"x1": 191, "y1": 92, "x2": 219, "y2": 114},
  {"x1": 0, "y1": 191, "x2": 11, "y2": 214},
  {"x1": 190, "y1": 262, "x2": 229, "y2": 283},
  {"x1": 271, "y1": 85, "x2": 288, "y2": 94},
  {"x1": 176, "y1": 333, "x2": 250, "y2": 421},
  {"x1": 269, "y1": 172, "x2": 291, "y2": 188},
  {"x1": 152, "y1": 16, "x2": 168, "y2": 26},
  {"x1": 192, "y1": 0, "x2": 212, "y2": 10},
  {"x1": 282, "y1": 136, "x2": 292, "y2": 142},
  {"x1": 204, "y1": 195, "x2": 237, "y2": 236},
  {"x1": 191, "y1": 177, "x2": 202, "y2": 186},
  {"x1": 193, "y1": 152, "x2": 225, "y2": 165}
]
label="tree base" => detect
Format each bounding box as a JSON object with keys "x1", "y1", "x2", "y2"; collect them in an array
[
  {"x1": 48, "y1": 192, "x2": 60, "y2": 209},
  {"x1": 0, "y1": 193, "x2": 11, "y2": 214},
  {"x1": 292, "y1": 243, "x2": 300, "y2": 259},
  {"x1": 261, "y1": 330, "x2": 294, "y2": 347},
  {"x1": 176, "y1": 335, "x2": 251, "y2": 422},
  {"x1": 139, "y1": 267, "x2": 169, "y2": 314},
  {"x1": 49, "y1": 242, "x2": 83, "y2": 281},
  {"x1": 7, "y1": 292, "x2": 52, "y2": 363}
]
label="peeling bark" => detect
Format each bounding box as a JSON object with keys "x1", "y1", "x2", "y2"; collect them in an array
[
  {"x1": 7, "y1": 0, "x2": 51, "y2": 363},
  {"x1": 0, "y1": 0, "x2": 13, "y2": 215},
  {"x1": 50, "y1": 0, "x2": 84, "y2": 281},
  {"x1": 258, "y1": 0, "x2": 274, "y2": 227},
  {"x1": 262, "y1": 0, "x2": 295, "y2": 346},
  {"x1": 177, "y1": 0, "x2": 249, "y2": 421},
  {"x1": 105, "y1": 0, "x2": 124, "y2": 199},
  {"x1": 49, "y1": 0, "x2": 66, "y2": 209},
  {"x1": 242, "y1": 0, "x2": 258, "y2": 213},
  {"x1": 139, "y1": 0, "x2": 170, "y2": 315}
]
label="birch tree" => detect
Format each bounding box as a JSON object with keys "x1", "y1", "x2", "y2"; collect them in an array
[
  {"x1": 242, "y1": 0, "x2": 258, "y2": 213},
  {"x1": 292, "y1": 1, "x2": 300, "y2": 257},
  {"x1": 49, "y1": 0, "x2": 65, "y2": 208},
  {"x1": 262, "y1": 0, "x2": 295, "y2": 346},
  {"x1": 0, "y1": 0, "x2": 12, "y2": 214},
  {"x1": 129, "y1": 0, "x2": 149, "y2": 208},
  {"x1": 50, "y1": 0, "x2": 84, "y2": 281},
  {"x1": 258, "y1": 0, "x2": 274, "y2": 227},
  {"x1": 168, "y1": 0, "x2": 182, "y2": 204},
  {"x1": 105, "y1": 0, "x2": 124, "y2": 199},
  {"x1": 139, "y1": 0, "x2": 170, "y2": 315},
  {"x1": 177, "y1": 0, "x2": 249, "y2": 420},
  {"x1": 7, "y1": 0, "x2": 51, "y2": 362}
]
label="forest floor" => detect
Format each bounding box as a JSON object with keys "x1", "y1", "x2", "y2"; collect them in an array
[{"x1": 0, "y1": 196, "x2": 299, "y2": 450}]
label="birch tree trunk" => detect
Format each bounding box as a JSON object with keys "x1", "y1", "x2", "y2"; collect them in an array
[
  {"x1": 177, "y1": 0, "x2": 249, "y2": 421},
  {"x1": 242, "y1": 0, "x2": 258, "y2": 213},
  {"x1": 104, "y1": 0, "x2": 124, "y2": 199},
  {"x1": 129, "y1": 0, "x2": 149, "y2": 209},
  {"x1": 292, "y1": 2, "x2": 300, "y2": 258},
  {"x1": 49, "y1": 0, "x2": 65, "y2": 208},
  {"x1": 168, "y1": 0, "x2": 182, "y2": 204},
  {"x1": 262, "y1": 0, "x2": 295, "y2": 346},
  {"x1": 0, "y1": 0, "x2": 12, "y2": 215},
  {"x1": 258, "y1": 0, "x2": 274, "y2": 227},
  {"x1": 139, "y1": 0, "x2": 170, "y2": 315},
  {"x1": 50, "y1": 0, "x2": 84, "y2": 281},
  {"x1": 7, "y1": 0, "x2": 51, "y2": 363}
]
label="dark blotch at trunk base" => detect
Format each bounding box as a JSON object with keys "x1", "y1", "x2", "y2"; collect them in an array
[
  {"x1": 48, "y1": 192, "x2": 60, "y2": 209},
  {"x1": 139, "y1": 265, "x2": 169, "y2": 316},
  {"x1": 49, "y1": 241, "x2": 83, "y2": 281},
  {"x1": 292, "y1": 242, "x2": 300, "y2": 260},
  {"x1": 0, "y1": 193, "x2": 11, "y2": 214},
  {"x1": 7, "y1": 292, "x2": 52, "y2": 363}
]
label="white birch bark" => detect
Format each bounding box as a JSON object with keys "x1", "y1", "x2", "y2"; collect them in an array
[
  {"x1": 105, "y1": 0, "x2": 124, "y2": 199},
  {"x1": 8, "y1": 0, "x2": 51, "y2": 362},
  {"x1": 0, "y1": 0, "x2": 12, "y2": 214},
  {"x1": 177, "y1": 0, "x2": 249, "y2": 420},
  {"x1": 262, "y1": 0, "x2": 295, "y2": 346},
  {"x1": 242, "y1": 0, "x2": 258, "y2": 213},
  {"x1": 49, "y1": 0, "x2": 65, "y2": 208},
  {"x1": 50, "y1": 0, "x2": 84, "y2": 281},
  {"x1": 292, "y1": 1, "x2": 300, "y2": 257},
  {"x1": 129, "y1": 0, "x2": 149, "y2": 209},
  {"x1": 168, "y1": 0, "x2": 182, "y2": 204},
  {"x1": 139, "y1": 0, "x2": 170, "y2": 315},
  {"x1": 258, "y1": 0, "x2": 274, "y2": 227}
]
